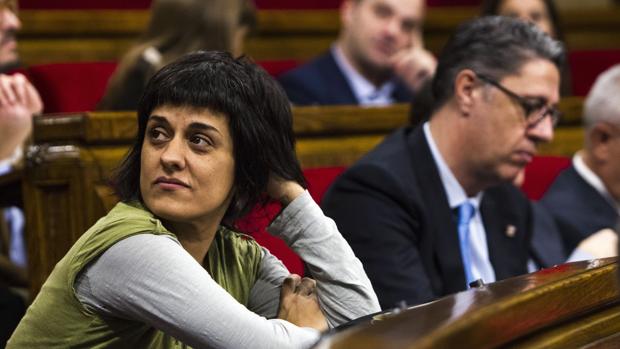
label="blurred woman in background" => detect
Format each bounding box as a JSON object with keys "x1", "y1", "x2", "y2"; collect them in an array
[{"x1": 98, "y1": 0, "x2": 256, "y2": 110}]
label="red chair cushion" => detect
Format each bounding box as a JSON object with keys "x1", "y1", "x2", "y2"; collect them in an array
[
  {"x1": 256, "y1": 59, "x2": 300, "y2": 78},
  {"x1": 569, "y1": 50, "x2": 620, "y2": 96},
  {"x1": 233, "y1": 166, "x2": 346, "y2": 275},
  {"x1": 521, "y1": 155, "x2": 571, "y2": 200},
  {"x1": 27, "y1": 62, "x2": 117, "y2": 113}
]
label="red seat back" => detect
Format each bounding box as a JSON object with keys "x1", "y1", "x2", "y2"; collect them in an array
[
  {"x1": 256, "y1": 59, "x2": 300, "y2": 77},
  {"x1": 521, "y1": 156, "x2": 571, "y2": 200},
  {"x1": 28, "y1": 62, "x2": 118, "y2": 113},
  {"x1": 233, "y1": 166, "x2": 346, "y2": 275},
  {"x1": 569, "y1": 50, "x2": 620, "y2": 96}
]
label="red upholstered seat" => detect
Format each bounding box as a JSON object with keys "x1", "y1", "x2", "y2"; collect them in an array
[
  {"x1": 27, "y1": 62, "x2": 117, "y2": 113},
  {"x1": 234, "y1": 167, "x2": 346, "y2": 275},
  {"x1": 521, "y1": 155, "x2": 571, "y2": 200},
  {"x1": 569, "y1": 50, "x2": 620, "y2": 96},
  {"x1": 256, "y1": 60, "x2": 300, "y2": 77}
]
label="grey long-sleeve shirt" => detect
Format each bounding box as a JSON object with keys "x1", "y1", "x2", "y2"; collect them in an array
[{"x1": 75, "y1": 191, "x2": 380, "y2": 349}]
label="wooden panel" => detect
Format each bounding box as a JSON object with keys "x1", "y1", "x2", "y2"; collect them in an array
[
  {"x1": 16, "y1": 7, "x2": 620, "y2": 65},
  {"x1": 316, "y1": 259, "x2": 620, "y2": 349}
]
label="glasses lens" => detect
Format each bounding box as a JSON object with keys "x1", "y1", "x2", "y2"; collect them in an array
[{"x1": 527, "y1": 107, "x2": 561, "y2": 127}]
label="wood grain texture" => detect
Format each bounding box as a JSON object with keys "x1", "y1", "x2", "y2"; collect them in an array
[
  {"x1": 316, "y1": 259, "x2": 620, "y2": 349},
  {"x1": 16, "y1": 7, "x2": 620, "y2": 65}
]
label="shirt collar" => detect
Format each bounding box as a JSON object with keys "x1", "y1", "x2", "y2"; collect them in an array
[
  {"x1": 423, "y1": 122, "x2": 483, "y2": 209},
  {"x1": 332, "y1": 45, "x2": 396, "y2": 106},
  {"x1": 0, "y1": 146, "x2": 22, "y2": 175},
  {"x1": 573, "y1": 151, "x2": 620, "y2": 213}
]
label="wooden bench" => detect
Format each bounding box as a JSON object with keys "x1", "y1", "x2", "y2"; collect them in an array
[
  {"x1": 10, "y1": 99, "x2": 583, "y2": 295},
  {"x1": 17, "y1": 7, "x2": 620, "y2": 66}
]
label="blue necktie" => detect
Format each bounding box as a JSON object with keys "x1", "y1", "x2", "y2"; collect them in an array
[{"x1": 457, "y1": 202, "x2": 475, "y2": 287}]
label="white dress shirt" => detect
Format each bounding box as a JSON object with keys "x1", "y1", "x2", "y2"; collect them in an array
[
  {"x1": 0, "y1": 150, "x2": 27, "y2": 268},
  {"x1": 332, "y1": 45, "x2": 397, "y2": 106},
  {"x1": 423, "y1": 122, "x2": 496, "y2": 283},
  {"x1": 573, "y1": 151, "x2": 620, "y2": 216}
]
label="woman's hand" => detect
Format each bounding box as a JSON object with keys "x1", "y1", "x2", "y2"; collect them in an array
[
  {"x1": 277, "y1": 274, "x2": 328, "y2": 331},
  {"x1": 266, "y1": 174, "x2": 305, "y2": 207}
]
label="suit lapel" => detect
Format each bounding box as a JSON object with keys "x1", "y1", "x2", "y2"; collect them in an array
[
  {"x1": 323, "y1": 51, "x2": 359, "y2": 104},
  {"x1": 392, "y1": 80, "x2": 414, "y2": 103},
  {"x1": 407, "y1": 127, "x2": 467, "y2": 294},
  {"x1": 481, "y1": 187, "x2": 529, "y2": 280}
]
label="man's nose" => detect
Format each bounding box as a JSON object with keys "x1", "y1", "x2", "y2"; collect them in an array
[
  {"x1": 384, "y1": 18, "x2": 400, "y2": 38},
  {"x1": 1, "y1": 8, "x2": 21, "y2": 30},
  {"x1": 527, "y1": 114, "x2": 554, "y2": 144}
]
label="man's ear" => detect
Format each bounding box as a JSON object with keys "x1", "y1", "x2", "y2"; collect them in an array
[
  {"x1": 340, "y1": 0, "x2": 355, "y2": 28},
  {"x1": 453, "y1": 69, "x2": 478, "y2": 117},
  {"x1": 588, "y1": 122, "x2": 613, "y2": 162}
]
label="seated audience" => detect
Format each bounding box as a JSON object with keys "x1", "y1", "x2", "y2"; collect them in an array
[
  {"x1": 278, "y1": 0, "x2": 436, "y2": 106},
  {"x1": 8, "y1": 51, "x2": 379, "y2": 348},
  {"x1": 97, "y1": 0, "x2": 256, "y2": 111},
  {"x1": 323, "y1": 16, "x2": 564, "y2": 309},
  {"x1": 541, "y1": 65, "x2": 620, "y2": 255},
  {"x1": 481, "y1": 0, "x2": 572, "y2": 95}
]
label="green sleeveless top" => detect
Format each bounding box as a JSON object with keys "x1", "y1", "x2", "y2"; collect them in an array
[{"x1": 8, "y1": 202, "x2": 263, "y2": 348}]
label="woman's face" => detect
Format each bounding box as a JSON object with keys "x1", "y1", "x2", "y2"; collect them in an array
[
  {"x1": 140, "y1": 105, "x2": 235, "y2": 226},
  {"x1": 497, "y1": 0, "x2": 555, "y2": 38}
]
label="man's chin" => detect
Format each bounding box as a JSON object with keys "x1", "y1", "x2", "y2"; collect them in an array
[{"x1": 0, "y1": 56, "x2": 20, "y2": 73}]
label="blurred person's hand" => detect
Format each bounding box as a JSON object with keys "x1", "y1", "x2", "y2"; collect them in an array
[
  {"x1": 576, "y1": 228, "x2": 618, "y2": 259},
  {"x1": 391, "y1": 46, "x2": 437, "y2": 93},
  {"x1": 277, "y1": 274, "x2": 328, "y2": 331},
  {"x1": 0, "y1": 73, "x2": 42, "y2": 160}
]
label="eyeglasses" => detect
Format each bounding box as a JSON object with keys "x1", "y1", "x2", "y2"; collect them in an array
[{"x1": 476, "y1": 74, "x2": 562, "y2": 128}]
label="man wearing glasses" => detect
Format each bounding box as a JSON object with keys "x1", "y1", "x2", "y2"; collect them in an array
[{"x1": 322, "y1": 16, "x2": 564, "y2": 309}]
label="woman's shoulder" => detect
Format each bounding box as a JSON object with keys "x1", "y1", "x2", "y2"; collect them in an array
[
  {"x1": 86, "y1": 201, "x2": 175, "y2": 242},
  {"x1": 215, "y1": 225, "x2": 261, "y2": 252}
]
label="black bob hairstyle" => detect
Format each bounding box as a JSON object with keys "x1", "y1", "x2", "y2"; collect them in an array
[{"x1": 112, "y1": 50, "x2": 306, "y2": 223}]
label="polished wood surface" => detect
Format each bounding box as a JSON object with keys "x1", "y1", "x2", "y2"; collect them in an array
[
  {"x1": 17, "y1": 7, "x2": 620, "y2": 65},
  {"x1": 315, "y1": 259, "x2": 620, "y2": 349}
]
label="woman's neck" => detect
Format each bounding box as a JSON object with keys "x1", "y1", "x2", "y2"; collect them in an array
[{"x1": 165, "y1": 218, "x2": 220, "y2": 264}]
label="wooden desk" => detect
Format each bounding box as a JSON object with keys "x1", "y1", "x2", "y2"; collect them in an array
[{"x1": 316, "y1": 258, "x2": 620, "y2": 349}]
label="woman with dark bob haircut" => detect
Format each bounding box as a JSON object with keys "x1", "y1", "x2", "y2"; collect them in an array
[{"x1": 9, "y1": 51, "x2": 380, "y2": 348}]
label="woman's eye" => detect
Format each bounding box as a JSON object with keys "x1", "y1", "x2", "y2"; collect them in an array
[
  {"x1": 149, "y1": 127, "x2": 168, "y2": 142},
  {"x1": 189, "y1": 135, "x2": 212, "y2": 148}
]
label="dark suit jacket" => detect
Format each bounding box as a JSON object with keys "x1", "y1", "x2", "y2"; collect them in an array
[
  {"x1": 540, "y1": 165, "x2": 619, "y2": 252},
  {"x1": 322, "y1": 126, "x2": 532, "y2": 309},
  {"x1": 277, "y1": 50, "x2": 413, "y2": 105}
]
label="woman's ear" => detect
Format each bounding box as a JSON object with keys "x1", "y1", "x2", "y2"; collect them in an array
[{"x1": 453, "y1": 69, "x2": 478, "y2": 117}]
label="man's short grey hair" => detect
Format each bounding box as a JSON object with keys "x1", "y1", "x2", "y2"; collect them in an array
[{"x1": 584, "y1": 64, "x2": 620, "y2": 129}]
